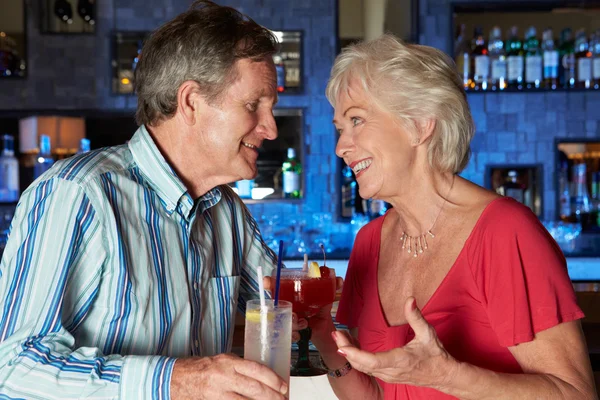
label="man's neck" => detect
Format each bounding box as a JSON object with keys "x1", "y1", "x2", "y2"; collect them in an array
[{"x1": 145, "y1": 120, "x2": 220, "y2": 199}]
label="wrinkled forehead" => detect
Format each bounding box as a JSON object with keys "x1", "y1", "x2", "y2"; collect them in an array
[{"x1": 332, "y1": 80, "x2": 370, "y2": 118}]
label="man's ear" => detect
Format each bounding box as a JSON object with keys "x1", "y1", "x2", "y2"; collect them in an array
[
  {"x1": 413, "y1": 118, "x2": 436, "y2": 146},
  {"x1": 177, "y1": 80, "x2": 203, "y2": 126}
]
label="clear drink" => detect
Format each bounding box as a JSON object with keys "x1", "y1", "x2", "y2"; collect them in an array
[{"x1": 244, "y1": 299, "x2": 292, "y2": 393}]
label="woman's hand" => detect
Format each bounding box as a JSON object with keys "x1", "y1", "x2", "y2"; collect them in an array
[{"x1": 332, "y1": 297, "x2": 459, "y2": 391}]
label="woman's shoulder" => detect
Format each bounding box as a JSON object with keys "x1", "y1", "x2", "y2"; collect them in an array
[{"x1": 475, "y1": 196, "x2": 542, "y2": 234}]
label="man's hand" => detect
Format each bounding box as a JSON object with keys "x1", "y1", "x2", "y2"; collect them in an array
[{"x1": 170, "y1": 354, "x2": 288, "y2": 399}]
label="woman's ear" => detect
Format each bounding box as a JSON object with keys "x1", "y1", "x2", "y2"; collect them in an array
[{"x1": 413, "y1": 118, "x2": 436, "y2": 146}]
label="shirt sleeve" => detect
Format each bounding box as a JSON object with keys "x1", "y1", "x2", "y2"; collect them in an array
[
  {"x1": 469, "y1": 199, "x2": 584, "y2": 347},
  {"x1": 336, "y1": 225, "x2": 371, "y2": 329},
  {"x1": 0, "y1": 177, "x2": 175, "y2": 400}
]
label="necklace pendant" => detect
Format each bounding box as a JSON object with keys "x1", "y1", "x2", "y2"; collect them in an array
[
  {"x1": 422, "y1": 234, "x2": 428, "y2": 250},
  {"x1": 427, "y1": 230, "x2": 435, "y2": 238},
  {"x1": 407, "y1": 237, "x2": 412, "y2": 254},
  {"x1": 417, "y1": 236, "x2": 424, "y2": 254},
  {"x1": 401, "y1": 232, "x2": 407, "y2": 249}
]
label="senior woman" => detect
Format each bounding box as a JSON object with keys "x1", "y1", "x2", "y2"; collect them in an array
[{"x1": 309, "y1": 34, "x2": 597, "y2": 399}]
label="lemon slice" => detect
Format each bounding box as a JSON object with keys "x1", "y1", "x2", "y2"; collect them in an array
[
  {"x1": 308, "y1": 261, "x2": 321, "y2": 278},
  {"x1": 246, "y1": 309, "x2": 274, "y2": 323}
]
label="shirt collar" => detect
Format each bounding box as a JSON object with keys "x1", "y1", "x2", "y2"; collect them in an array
[{"x1": 129, "y1": 125, "x2": 222, "y2": 218}]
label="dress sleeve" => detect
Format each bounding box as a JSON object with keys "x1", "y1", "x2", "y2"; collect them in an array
[
  {"x1": 469, "y1": 199, "x2": 584, "y2": 347},
  {"x1": 336, "y1": 225, "x2": 372, "y2": 329}
]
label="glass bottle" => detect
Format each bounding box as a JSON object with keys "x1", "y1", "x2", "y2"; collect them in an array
[
  {"x1": 454, "y1": 23, "x2": 472, "y2": 90},
  {"x1": 341, "y1": 165, "x2": 357, "y2": 218},
  {"x1": 506, "y1": 26, "x2": 524, "y2": 90},
  {"x1": 78, "y1": 138, "x2": 91, "y2": 154},
  {"x1": 575, "y1": 28, "x2": 592, "y2": 89},
  {"x1": 0, "y1": 134, "x2": 19, "y2": 202},
  {"x1": 571, "y1": 163, "x2": 593, "y2": 230},
  {"x1": 488, "y1": 26, "x2": 506, "y2": 91},
  {"x1": 524, "y1": 26, "x2": 543, "y2": 89},
  {"x1": 559, "y1": 28, "x2": 576, "y2": 89},
  {"x1": 542, "y1": 27, "x2": 559, "y2": 90},
  {"x1": 591, "y1": 30, "x2": 600, "y2": 90},
  {"x1": 471, "y1": 26, "x2": 489, "y2": 91},
  {"x1": 496, "y1": 170, "x2": 525, "y2": 203},
  {"x1": 273, "y1": 54, "x2": 286, "y2": 93},
  {"x1": 33, "y1": 134, "x2": 54, "y2": 180},
  {"x1": 282, "y1": 148, "x2": 301, "y2": 198},
  {"x1": 558, "y1": 161, "x2": 571, "y2": 221}
]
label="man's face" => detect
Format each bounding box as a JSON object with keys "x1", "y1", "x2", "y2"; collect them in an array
[{"x1": 194, "y1": 57, "x2": 278, "y2": 183}]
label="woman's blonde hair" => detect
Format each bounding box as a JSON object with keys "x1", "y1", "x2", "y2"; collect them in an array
[{"x1": 326, "y1": 34, "x2": 474, "y2": 174}]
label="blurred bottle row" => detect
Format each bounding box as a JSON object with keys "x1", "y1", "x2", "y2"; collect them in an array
[
  {"x1": 558, "y1": 152, "x2": 600, "y2": 231},
  {"x1": 454, "y1": 25, "x2": 600, "y2": 91},
  {"x1": 0, "y1": 134, "x2": 90, "y2": 202}
]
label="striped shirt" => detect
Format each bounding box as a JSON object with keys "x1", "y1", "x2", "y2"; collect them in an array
[{"x1": 0, "y1": 125, "x2": 277, "y2": 399}]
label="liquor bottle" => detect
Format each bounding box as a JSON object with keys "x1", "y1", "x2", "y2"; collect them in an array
[
  {"x1": 542, "y1": 27, "x2": 559, "y2": 90},
  {"x1": 341, "y1": 165, "x2": 357, "y2": 218},
  {"x1": 488, "y1": 26, "x2": 506, "y2": 91},
  {"x1": 454, "y1": 23, "x2": 471, "y2": 90},
  {"x1": 471, "y1": 26, "x2": 489, "y2": 91},
  {"x1": 559, "y1": 28, "x2": 576, "y2": 89},
  {"x1": 591, "y1": 171, "x2": 600, "y2": 229},
  {"x1": 0, "y1": 134, "x2": 19, "y2": 202},
  {"x1": 558, "y1": 161, "x2": 571, "y2": 221},
  {"x1": 273, "y1": 54, "x2": 286, "y2": 93},
  {"x1": 33, "y1": 134, "x2": 54, "y2": 179},
  {"x1": 575, "y1": 28, "x2": 592, "y2": 89},
  {"x1": 496, "y1": 170, "x2": 525, "y2": 203},
  {"x1": 282, "y1": 148, "x2": 301, "y2": 198},
  {"x1": 571, "y1": 163, "x2": 593, "y2": 230},
  {"x1": 524, "y1": 26, "x2": 543, "y2": 89},
  {"x1": 78, "y1": 138, "x2": 91, "y2": 154},
  {"x1": 506, "y1": 26, "x2": 524, "y2": 90},
  {"x1": 591, "y1": 30, "x2": 600, "y2": 90}
]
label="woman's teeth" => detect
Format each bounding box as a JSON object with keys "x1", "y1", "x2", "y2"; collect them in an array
[{"x1": 353, "y1": 159, "x2": 372, "y2": 174}]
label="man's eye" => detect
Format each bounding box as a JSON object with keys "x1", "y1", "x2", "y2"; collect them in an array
[
  {"x1": 335, "y1": 127, "x2": 343, "y2": 135},
  {"x1": 246, "y1": 103, "x2": 258, "y2": 112},
  {"x1": 351, "y1": 117, "x2": 361, "y2": 127}
]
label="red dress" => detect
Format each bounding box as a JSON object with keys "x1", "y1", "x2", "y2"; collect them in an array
[{"x1": 336, "y1": 197, "x2": 584, "y2": 399}]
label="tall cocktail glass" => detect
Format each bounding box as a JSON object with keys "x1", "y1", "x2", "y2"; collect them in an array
[
  {"x1": 244, "y1": 299, "x2": 293, "y2": 392},
  {"x1": 276, "y1": 267, "x2": 336, "y2": 376}
]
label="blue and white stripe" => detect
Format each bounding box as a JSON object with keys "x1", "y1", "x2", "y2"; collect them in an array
[{"x1": 0, "y1": 125, "x2": 277, "y2": 399}]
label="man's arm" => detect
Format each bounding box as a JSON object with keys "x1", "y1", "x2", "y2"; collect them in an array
[{"x1": 0, "y1": 178, "x2": 175, "y2": 399}]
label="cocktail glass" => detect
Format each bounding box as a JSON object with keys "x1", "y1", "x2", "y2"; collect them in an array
[
  {"x1": 244, "y1": 299, "x2": 293, "y2": 392},
  {"x1": 276, "y1": 267, "x2": 336, "y2": 376}
]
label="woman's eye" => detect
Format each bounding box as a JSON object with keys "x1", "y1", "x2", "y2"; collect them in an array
[{"x1": 351, "y1": 117, "x2": 361, "y2": 127}]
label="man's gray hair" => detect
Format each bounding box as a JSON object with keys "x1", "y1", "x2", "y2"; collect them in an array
[
  {"x1": 134, "y1": 0, "x2": 278, "y2": 126},
  {"x1": 326, "y1": 34, "x2": 474, "y2": 174}
]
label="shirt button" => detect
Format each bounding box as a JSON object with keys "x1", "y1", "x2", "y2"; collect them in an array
[
  {"x1": 193, "y1": 282, "x2": 199, "y2": 290},
  {"x1": 194, "y1": 339, "x2": 199, "y2": 348}
]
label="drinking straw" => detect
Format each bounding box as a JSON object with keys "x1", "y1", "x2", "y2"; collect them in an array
[
  {"x1": 257, "y1": 266, "x2": 266, "y2": 310},
  {"x1": 257, "y1": 266, "x2": 270, "y2": 365},
  {"x1": 302, "y1": 253, "x2": 308, "y2": 272},
  {"x1": 273, "y1": 240, "x2": 284, "y2": 306}
]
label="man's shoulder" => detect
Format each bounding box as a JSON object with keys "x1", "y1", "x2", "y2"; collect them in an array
[{"x1": 51, "y1": 144, "x2": 134, "y2": 186}]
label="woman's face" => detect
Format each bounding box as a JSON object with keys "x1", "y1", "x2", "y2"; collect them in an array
[{"x1": 333, "y1": 84, "x2": 416, "y2": 200}]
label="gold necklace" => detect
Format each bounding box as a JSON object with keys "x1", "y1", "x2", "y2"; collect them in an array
[{"x1": 400, "y1": 175, "x2": 455, "y2": 258}]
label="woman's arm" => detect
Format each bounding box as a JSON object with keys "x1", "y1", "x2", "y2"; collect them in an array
[
  {"x1": 444, "y1": 320, "x2": 597, "y2": 400},
  {"x1": 334, "y1": 298, "x2": 598, "y2": 400},
  {"x1": 313, "y1": 324, "x2": 383, "y2": 400}
]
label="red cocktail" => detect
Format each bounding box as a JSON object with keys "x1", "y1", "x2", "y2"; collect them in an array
[{"x1": 276, "y1": 266, "x2": 336, "y2": 376}]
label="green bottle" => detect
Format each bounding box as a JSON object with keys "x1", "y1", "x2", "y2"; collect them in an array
[
  {"x1": 559, "y1": 28, "x2": 576, "y2": 88},
  {"x1": 506, "y1": 26, "x2": 524, "y2": 90},
  {"x1": 282, "y1": 148, "x2": 302, "y2": 198},
  {"x1": 524, "y1": 26, "x2": 542, "y2": 89}
]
